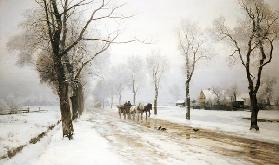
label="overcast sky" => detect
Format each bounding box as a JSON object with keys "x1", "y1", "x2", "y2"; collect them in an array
[{"x1": 0, "y1": 0, "x2": 279, "y2": 105}]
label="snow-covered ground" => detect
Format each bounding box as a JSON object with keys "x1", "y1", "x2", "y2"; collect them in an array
[
  {"x1": 0, "y1": 106, "x2": 60, "y2": 157},
  {"x1": 5, "y1": 109, "x2": 248, "y2": 165},
  {"x1": 2, "y1": 118, "x2": 126, "y2": 165},
  {"x1": 151, "y1": 106, "x2": 279, "y2": 144},
  {"x1": 1, "y1": 106, "x2": 127, "y2": 165},
  {"x1": 1, "y1": 106, "x2": 278, "y2": 165}
]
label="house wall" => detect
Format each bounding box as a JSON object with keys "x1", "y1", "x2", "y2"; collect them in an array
[{"x1": 199, "y1": 91, "x2": 206, "y2": 108}]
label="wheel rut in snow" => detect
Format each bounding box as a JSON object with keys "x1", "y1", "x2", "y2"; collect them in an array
[{"x1": 141, "y1": 117, "x2": 279, "y2": 165}]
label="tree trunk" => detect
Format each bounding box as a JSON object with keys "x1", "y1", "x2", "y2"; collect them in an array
[
  {"x1": 185, "y1": 52, "x2": 191, "y2": 120},
  {"x1": 118, "y1": 93, "x2": 122, "y2": 105},
  {"x1": 154, "y1": 87, "x2": 158, "y2": 115},
  {"x1": 59, "y1": 87, "x2": 74, "y2": 139},
  {"x1": 249, "y1": 92, "x2": 259, "y2": 131},
  {"x1": 50, "y1": 27, "x2": 74, "y2": 139},
  {"x1": 77, "y1": 84, "x2": 84, "y2": 115},
  {"x1": 110, "y1": 95, "x2": 113, "y2": 108},
  {"x1": 62, "y1": 53, "x2": 78, "y2": 119},
  {"x1": 133, "y1": 93, "x2": 136, "y2": 105},
  {"x1": 71, "y1": 95, "x2": 78, "y2": 120},
  {"x1": 54, "y1": 56, "x2": 74, "y2": 140},
  {"x1": 186, "y1": 81, "x2": 190, "y2": 120},
  {"x1": 71, "y1": 82, "x2": 84, "y2": 120},
  {"x1": 132, "y1": 79, "x2": 136, "y2": 105}
]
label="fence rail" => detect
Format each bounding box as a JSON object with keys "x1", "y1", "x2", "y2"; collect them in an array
[{"x1": 0, "y1": 107, "x2": 47, "y2": 115}]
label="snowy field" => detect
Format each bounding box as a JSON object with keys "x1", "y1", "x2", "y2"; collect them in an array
[
  {"x1": 0, "y1": 106, "x2": 60, "y2": 157},
  {"x1": 1, "y1": 106, "x2": 279, "y2": 165},
  {"x1": 151, "y1": 106, "x2": 279, "y2": 144}
]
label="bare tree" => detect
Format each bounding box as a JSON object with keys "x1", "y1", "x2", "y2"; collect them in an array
[
  {"x1": 258, "y1": 77, "x2": 277, "y2": 106},
  {"x1": 228, "y1": 84, "x2": 239, "y2": 102},
  {"x1": 178, "y1": 22, "x2": 209, "y2": 120},
  {"x1": 108, "y1": 83, "x2": 115, "y2": 109},
  {"x1": 211, "y1": 86, "x2": 225, "y2": 106},
  {"x1": 116, "y1": 83, "x2": 124, "y2": 105},
  {"x1": 127, "y1": 56, "x2": 145, "y2": 105},
  {"x1": 0, "y1": 96, "x2": 21, "y2": 113},
  {"x1": 8, "y1": 0, "x2": 128, "y2": 139},
  {"x1": 213, "y1": 0, "x2": 279, "y2": 130},
  {"x1": 89, "y1": 51, "x2": 113, "y2": 108},
  {"x1": 104, "y1": 75, "x2": 116, "y2": 109},
  {"x1": 68, "y1": 29, "x2": 113, "y2": 119},
  {"x1": 110, "y1": 64, "x2": 129, "y2": 105},
  {"x1": 92, "y1": 79, "x2": 108, "y2": 109},
  {"x1": 146, "y1": 52, "x2": 167, "y2": 115}
]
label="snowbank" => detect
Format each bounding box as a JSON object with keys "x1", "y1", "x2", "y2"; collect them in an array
[
  {"x1": 2, "y1": 113, "x2": 126, "y2": 165},
  {"x1": 151, "y1": 106, "x2": 279, "y2": 144}
]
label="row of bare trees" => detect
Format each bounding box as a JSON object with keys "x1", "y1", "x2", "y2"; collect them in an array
[
  {"x1": 91, "y1": 0, "x2": 278, "y2": 133},
  {"x1": 8, "y1": 0, "x2": 129, "y2": 139},
  {"x1": 180, "y1": 0, "x2": 279, "y2": 131},
  {"x1": 7, "y1": 0, "x2": 278, "y2": 136},
  {"x1": 92, "y1": 53, "x2": 167, "y2": 114}
]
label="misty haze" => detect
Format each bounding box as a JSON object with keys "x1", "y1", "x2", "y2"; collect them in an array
[{"x1": 1, "y1": 0, "x2": 279, "y2": 164}]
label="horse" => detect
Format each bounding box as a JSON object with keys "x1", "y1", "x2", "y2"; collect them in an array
[
  {"x1": 129, "y1": 105, "x2": 137, "y2": 120},
  {"x1": 117, "y1": 104, "x2": 131, "y2": 119},
  {"x1": 117, "y1": 105, "x2": 126, "y2": 119},
  {"x1": 144, "y1": 103, "x2": 152, "y2": 117},
  {"x1": 135, "y1": 103, "x2": 152, "y2": 121}
]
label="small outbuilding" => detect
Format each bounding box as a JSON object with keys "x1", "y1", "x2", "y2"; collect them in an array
[
  {"x1": 232, "y1": 100, "x2": 244, "y2": 109},
  {"x1": 176, "y1": 100, "x2": 185, "y2": 106}
]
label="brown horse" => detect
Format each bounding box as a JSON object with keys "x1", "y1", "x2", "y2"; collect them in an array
[
  {"x1": 144, "y1": 103, "x2": 152, "y2": 117},
  {"x1": 117, "y1": 103, "x2": 132, "y2": 119},
  {"x1": 117, "y1": 105, "x2": 127, "y2": 119}
]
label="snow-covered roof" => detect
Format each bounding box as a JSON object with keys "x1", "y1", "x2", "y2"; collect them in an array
[{"x1": 176, "y1": 100, "x2": 185, "y2": 104}]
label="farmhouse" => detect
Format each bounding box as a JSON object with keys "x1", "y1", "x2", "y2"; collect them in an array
[{"x1": 198, "y1": 88, "x2": 217, "y2": 108}]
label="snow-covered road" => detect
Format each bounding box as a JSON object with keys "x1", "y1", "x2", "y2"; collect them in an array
[
  {"x1": 2, "y1": 108, "x2": 279, "y2": 165},
  {"x1": 86, "y1": 109, "x2": 278, "y2": 165},
  {"x1": 151, "y1": 106, "x2": 279, "y2": 144}
]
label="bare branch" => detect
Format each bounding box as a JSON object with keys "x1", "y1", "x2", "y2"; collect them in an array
[{"x1": 74, "y1": 33, "x2": 118, "y2": 79}]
